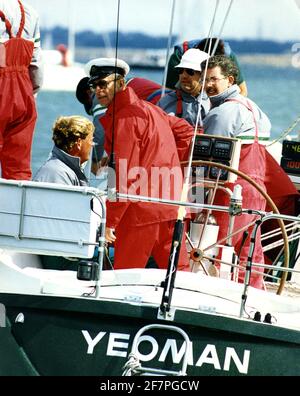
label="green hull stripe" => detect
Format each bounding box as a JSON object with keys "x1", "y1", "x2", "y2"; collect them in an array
[{"x1": 239, "y1": 136, "x2": 270, "y2": 141}]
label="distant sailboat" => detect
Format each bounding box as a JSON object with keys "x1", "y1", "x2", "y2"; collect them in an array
[
  {"x1": 41, "y1": 47, "x2": 86, "y2": 92},
  {"x1": 41, "y1": 5, "x2": 85, "y2": 92}
]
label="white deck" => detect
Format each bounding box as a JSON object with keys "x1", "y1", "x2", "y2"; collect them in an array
[
  {"x1": 0, "y1": 250, "x2": 299, "y2": 333},
  {"x1": 0, "y1": 177, "x2": 299, "y2": 335}
]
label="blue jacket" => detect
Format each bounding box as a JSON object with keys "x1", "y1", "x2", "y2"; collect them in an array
[
  {"x1": 34, "y1": 146, "x2": 88, "y2": 186},
  {"x1": 157, "y1": 85, "x2": 210, "y2": 126}
]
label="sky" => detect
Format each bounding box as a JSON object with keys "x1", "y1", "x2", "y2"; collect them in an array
[{"x1": 25, "y1": 0, "x2": 300, "y2": 42}]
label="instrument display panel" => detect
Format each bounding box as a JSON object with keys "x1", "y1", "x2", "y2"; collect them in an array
[
  {"x1": 282, "y1": 140, "x2": 300, "y2": 160},
  {"x1": 192, "y1": 135, "x2": 241, "y2": 183}
]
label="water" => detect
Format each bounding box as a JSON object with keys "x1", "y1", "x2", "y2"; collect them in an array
[{"x1": 32, "y1": 64, "x2": 300, "y2": 177}]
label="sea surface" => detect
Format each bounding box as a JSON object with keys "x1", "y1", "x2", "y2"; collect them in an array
[{"x1": 32, "y1": 64, "x2": 300, "y2": 178}]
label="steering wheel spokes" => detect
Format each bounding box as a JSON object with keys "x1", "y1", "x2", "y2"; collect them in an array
[{"x1": 186, "y1": 160, "x2": 290, "y2": 295}]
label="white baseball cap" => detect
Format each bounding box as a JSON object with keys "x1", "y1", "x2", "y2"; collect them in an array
[{"x1": 175, "y1": 48, "x2": 210, "y2": 71}]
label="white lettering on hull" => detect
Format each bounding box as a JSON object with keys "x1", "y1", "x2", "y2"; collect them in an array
[
  {"x1": 159, "y1": 339, "x2": 194, "y2": 365},
  {"x1": 223, "y1": 347, "x2": 250, "y2": 374},
  {"x1": 82, "y1": 330, "x2": 251, "y2": 374},
  {"x1": 196, "y1": 344, "x2": 222, "y2": 370},
  {"x1": 107, "y1": 332, "x2": 130, "y2": 358},
  {"x1": 81, "y1": 330, "x2": 106, "y2": 354}
]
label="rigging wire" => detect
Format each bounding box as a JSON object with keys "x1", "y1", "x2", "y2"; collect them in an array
[
  {"x1": 182, "y1": 0, "x2": 222, "y2": 202},
  {"x1": 114, "y1": 0, "x2": 121, "y2": 74},
  {"x1": 267, "y1": 113, "x2": 300, "y2": 147},
  {"x1": 108, "y1": 0, "x2": 122, "y2": 172},
  {"x1": 204, "y1": 0, "x2": 220, "y2": 50},
  {"x1": 212, "y1": 0, "x2": 234, "y2": 55},
  {"x1": 159, "y1": 2, "x2": 224, "y2": 310},
  {"x1": 193, "y1": 0, "x2": 235, "y2": 133},
  {"x1": 173, "y1": 0, "x2": 234, "y2": 224},
  {"x1": 161, "y1": 0, "x2": 177, "y2": 97}
]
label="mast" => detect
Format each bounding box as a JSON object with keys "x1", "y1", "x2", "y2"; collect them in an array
[
  {"x1": 67, "y1": 0, "x2": 75, "y2": 65},
  {"x1": 161, "y1": 0, "x2": 177, "y2": 97}
]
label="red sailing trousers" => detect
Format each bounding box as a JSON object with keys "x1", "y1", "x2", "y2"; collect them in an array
[
  {"x1": 113, "y1": 220, "x2": 190, "y2": 271},
  {"x1": 0, "y1": 1, "x2": 37, "y2": 180},
  {"x1": 214, "y1": 98, "x2": 267, "y2": 289}
]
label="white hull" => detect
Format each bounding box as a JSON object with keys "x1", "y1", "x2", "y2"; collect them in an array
[{"x1": 41, "y1": 63, "x2": 86, "y2": 92}]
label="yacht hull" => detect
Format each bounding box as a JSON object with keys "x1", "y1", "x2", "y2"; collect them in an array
[{"x1": 1, "y1": 293, "x2": 299, "y2": 376}]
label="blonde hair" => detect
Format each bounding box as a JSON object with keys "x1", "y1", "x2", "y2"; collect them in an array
[{"x1": 52, "y1": 115, "x2": 95, "y2": 152}]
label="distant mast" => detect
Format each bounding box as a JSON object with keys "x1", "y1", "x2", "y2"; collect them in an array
[
  {"x1": 176, "y1": 0, "x2": 208, "y2": 43},
  {"x1": 256, "y1": 18, "x2": 263, "y2": 40},
  {"x1": 67, "y1": 0, "x2": 76, "y2": 65}
]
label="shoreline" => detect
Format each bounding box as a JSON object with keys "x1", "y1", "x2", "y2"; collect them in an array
[
  {"x1": 239, "y1": 54, "x2": 297, "y2": 68},
  {"x1": 75, "y1": 48, "x2": 299, "y2": 69}
]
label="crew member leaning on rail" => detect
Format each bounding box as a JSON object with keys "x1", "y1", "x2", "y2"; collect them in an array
[
  {"x1": 202, "y1": 55, "x2": 298, "y2": 289},
  {"x1": 84, "y1": 57, "x2": 194, "y2": 270}
]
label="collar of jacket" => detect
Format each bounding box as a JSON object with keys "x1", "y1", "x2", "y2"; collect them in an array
[
  {"x1": 209, "y1": 84, "x2": 240, "y2": 108},
  {"x1": 52, "y1": 145, "x2": 81, "y2": 169},
  {"x1": 52, "y1": 145, "x2": 88, "y2": 186},
  {"x1": 106, "y1": 87, "x2": 139, "y2": 117},
  {"x1": 175, "y1": 81, "x2": 208, "y2": 102}
]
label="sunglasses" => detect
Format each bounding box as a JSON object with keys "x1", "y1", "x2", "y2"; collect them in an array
[
  {"x1": 178, "y1": 68, "x2": 197, "y2": 76},
  {"x1": 89, "y1": 77, "x2": 120, "y2": 91}
]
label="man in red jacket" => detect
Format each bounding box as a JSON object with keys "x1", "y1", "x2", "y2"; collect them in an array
[{"x1": 85, "y1": 57, "x2": 194, "y2": 270}]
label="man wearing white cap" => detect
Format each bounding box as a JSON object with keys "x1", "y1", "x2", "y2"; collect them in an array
[
  {"x1": 157, "y1": 49, "x2": 210, "y2": 128},
  {"x1": 85, "y1": 57, "x2": 194, "y2": 271}
]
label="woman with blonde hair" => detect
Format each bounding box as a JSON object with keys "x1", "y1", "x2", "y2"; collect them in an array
[{"x1": 34, "y1": 115, "x2": 95, "y2": 186}]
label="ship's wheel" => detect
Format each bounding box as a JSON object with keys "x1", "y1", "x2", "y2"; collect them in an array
[{"x1": 186, "y1": 160, "x2": 290, "y2": 295}]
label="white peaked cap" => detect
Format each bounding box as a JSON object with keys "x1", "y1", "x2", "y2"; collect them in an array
[
  {"x1": 175, "y1": 48, "x2": 210, "y2": 71},
  {"x1": 84, "y1": 57, "x2": 130, "y2": 79}
]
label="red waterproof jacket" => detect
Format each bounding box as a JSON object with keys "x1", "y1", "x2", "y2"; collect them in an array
[{"x1": 101, "y1": 87, "x2": 194, "y2": 229}]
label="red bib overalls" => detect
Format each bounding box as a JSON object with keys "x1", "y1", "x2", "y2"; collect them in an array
[
  {"x1": 0, "y1": 0, "x2": 37, "y2": 180},
  {"x1": 214, "y1": 99, "x2": 267, "y2": 289}
]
